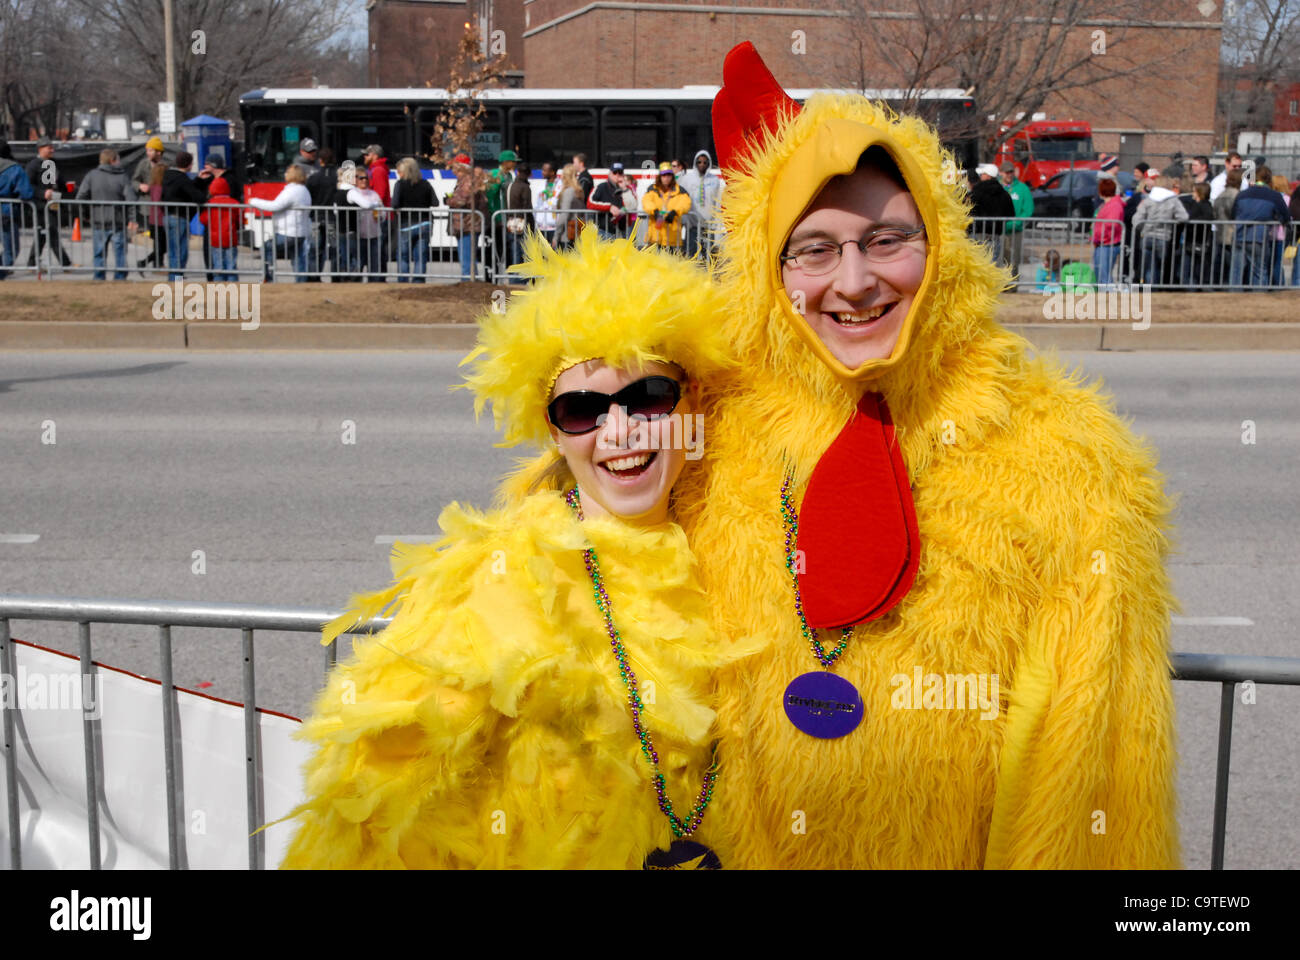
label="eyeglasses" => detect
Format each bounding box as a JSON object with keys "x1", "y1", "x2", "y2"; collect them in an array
[
  {"x1": 780, "y1": 226, "x2": 926, "y2": 276},
  {"x1": 547, "y1": 376, "x2": 681, "y2": 435}
]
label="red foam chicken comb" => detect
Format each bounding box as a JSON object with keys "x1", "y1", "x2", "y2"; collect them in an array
[{"x1": 712, "y1": 41, "x2": 801, "y2": 173}]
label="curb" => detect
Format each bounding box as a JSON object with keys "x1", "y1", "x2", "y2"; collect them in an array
[
  {"x1": 3, "y1": 321, "x2": 1299, "y2": 351},
  {"x1": 185, "y1": 322, "x2": 477, "y2": 350},
  {"x1": 1100, "y1": 323, "x2": 1300, "y2": 350},
  {"x1": 0, "y1": 322, "x2": 188, "y2": 349}
]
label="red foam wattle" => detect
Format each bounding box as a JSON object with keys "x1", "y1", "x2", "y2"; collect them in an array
[{"x1": 796, "y1": 393, "x2": 919, "y2": 629}]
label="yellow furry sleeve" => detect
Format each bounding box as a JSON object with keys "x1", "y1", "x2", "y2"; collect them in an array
[
  {"x1": 985, "y1": 390, "x2": 1181, "y2": 869},
  {"x1": 280, "y1": 563, "x2": 529, "y2": 869},
  {"x1": 281, "y1": 493, "x2": 743, "y2": 869}
]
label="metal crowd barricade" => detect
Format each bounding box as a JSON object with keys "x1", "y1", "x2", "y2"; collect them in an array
[
  {"x1": 0, "y1": 595, "x2": 389, "y2": 871},
  {"x1": 29, "y1": 199, "x2": 489, "y2": 284},
  {"x1": 2, "y1": 594, "x2": 1298, "y2": 869},
  {"x1": 488, "y1": 207, "x2": 725, "y2": 284},
  {"x1": 293, "y1": 204, "x2": 484, "y2": 283},
  {"x1": 388, "y1": 206, "x2": 479, "y2": 283},
  {"x1": 967, "y1": 214, "x2": 1118, "y2": 290},
  {"x1": 0, "y1": 200, "x2": 42, "y2": 279},
  {"x1": 48, "y1": 198, "x2": 263, "y2": 282},
  {"x1": 970, "y1": 214, "x2": 1298, "y2": 292}
]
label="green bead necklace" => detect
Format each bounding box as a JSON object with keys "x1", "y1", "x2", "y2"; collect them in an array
[
  {"x1": 781, "y1": 469, "x2": 854, "y2": 667},
  {"x1": 565, "y1": 486, "x2": 717, "y2": 839}
]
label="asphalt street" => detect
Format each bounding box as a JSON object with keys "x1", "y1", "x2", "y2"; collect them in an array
[{"x1": 1, "y1": 349, "x2": 1296, "y2": 869}]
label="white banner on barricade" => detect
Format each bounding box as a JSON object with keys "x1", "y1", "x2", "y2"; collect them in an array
[{"x1": 1, "y1": 639, "x2": 309, "y2": 869}]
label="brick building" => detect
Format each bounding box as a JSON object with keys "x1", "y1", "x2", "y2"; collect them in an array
[
  {"x1": 367, "y1": 0, "x2": 525, "y2": 88},
  {"x1": 1272, "y1": 81, "x2": 1300, "y2": 133},
  {"x1": 371, "y1": 1, "x2": 1224, "y2": 159}
]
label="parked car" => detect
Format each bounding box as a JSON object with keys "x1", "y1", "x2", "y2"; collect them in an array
[{"x1": 1031, "y1": 170, "x2": 1137, "y2": 220}]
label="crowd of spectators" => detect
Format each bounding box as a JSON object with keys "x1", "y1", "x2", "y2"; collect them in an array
[
  {"x1": 1094, "y1": 153, "x2": 1296, "y2": 289},
  {"x1": 3, "y1": 135, "x2": 1296, "y2": 288}
]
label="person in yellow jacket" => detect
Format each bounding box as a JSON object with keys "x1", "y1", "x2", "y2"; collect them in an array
[
  {"x1": 641, "y1": 162, "x2": 692, "y2": 249},
  {"x1": 280, "y1": 231, "x2": 755, "y2": 869},
  {"x1": 667, "y1": 43, "x2": 1180, "y2": 869}
]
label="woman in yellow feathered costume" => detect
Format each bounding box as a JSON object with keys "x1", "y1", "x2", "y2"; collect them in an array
[
  {"x1": 665, "y1": 43, "x2": 1181, "y2": 869},
  {"x1": 280, "y1": 231, "x2": 752, "y2": 869}
]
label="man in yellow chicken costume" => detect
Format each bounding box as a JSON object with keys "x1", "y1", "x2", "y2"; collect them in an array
[{"x1": 665, "y1": 42, "x2": 1181, "y2": 869}]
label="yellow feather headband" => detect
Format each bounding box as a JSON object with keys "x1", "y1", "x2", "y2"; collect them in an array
[{"x1": 460, "y1": 230, "x2": 735, "y2": 449}]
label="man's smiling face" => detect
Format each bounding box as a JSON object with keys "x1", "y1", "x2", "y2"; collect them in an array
[{"x1": 780, "y1": 165, "x2": 927, "y2": 369}]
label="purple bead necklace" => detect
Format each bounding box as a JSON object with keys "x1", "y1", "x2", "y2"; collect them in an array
[{"x1": 565, "y1": 486, "x2": 717, "y2": 839}]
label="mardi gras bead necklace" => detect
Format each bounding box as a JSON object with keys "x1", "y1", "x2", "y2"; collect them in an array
[
  {"x1": 564, "y1": 486, "x2": 718, "y2": 842},
  {"x1": 779, "y1": 469, "x2": 865, "y2": 739},
  {"x1": 780, "y1": 471, "x2": 853, "y2": 668}
]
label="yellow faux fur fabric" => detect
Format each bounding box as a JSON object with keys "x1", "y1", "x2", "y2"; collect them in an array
[
  {"x1": 669, "y1": 93, "x2": 1181, "y2": 869},
  {"x1": 281, "y1": 492, "x2": 750, "y2": 868}
]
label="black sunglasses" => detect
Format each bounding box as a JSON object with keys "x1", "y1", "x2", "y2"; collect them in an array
[{"x1": 547, "y1": 376, "x2": 682, "y2": 435}]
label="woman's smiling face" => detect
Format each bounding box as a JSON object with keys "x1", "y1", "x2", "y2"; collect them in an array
[
  {"x1": 781, "y1": 165, "x2": 927, "y2": 370},
  {"x1": 549, "y1": 359, "x2": 695, "y2": 525}
]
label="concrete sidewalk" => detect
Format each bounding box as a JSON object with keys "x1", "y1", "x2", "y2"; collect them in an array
[{"x1": 2, "y1": 321, "x2": 1300, "y2": 351}]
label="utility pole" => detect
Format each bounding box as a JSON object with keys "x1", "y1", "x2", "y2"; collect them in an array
[{"x1": 164, "y1": 0, "x2": 176, "y2": 107}]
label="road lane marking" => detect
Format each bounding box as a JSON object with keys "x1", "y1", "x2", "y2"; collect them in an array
[
  {"x1": 1172, "y1": 616, "x2": 1254, "y2": 626},
  {"x1": 0, "y1": 534, "x2": 40, "y2": 544}
]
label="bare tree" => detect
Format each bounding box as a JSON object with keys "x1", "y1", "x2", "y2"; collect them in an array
[
  {"x1": 1217, "y1": 0, "x2": 1300, "y2": 141},
  {"x1": 69, "y1": 0, "x2": 359, "y2": 122},
  {"x1": 826, "y1": 0, "x2": 1212, "y2": 156},
  {"x1": 0, "y1": 0, "x2": 93, "y2": 138},
  {"x1": 428, "y1": 23, "x2": 508, "y2": 173}
]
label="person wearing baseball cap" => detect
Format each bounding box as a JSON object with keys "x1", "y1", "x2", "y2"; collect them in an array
[
  {"x1": 998, "y1": 160, "x2": 1034, "y2": 281},
  {"x1": 295, "y1": 138, "x2": 320, "y2": 173},
  {"x1": 356, "y1": 144, "x2": 392, "y2": 268},
  {"x1": 588, "y1": 161, "x2": 637, "y2": 239},
  {"x1": 24, "y1": 135, "x2": 73, "y2": 269},
  {"x1": 485, "y1": 150, "x2": 520, "y2": 279},
  {"x1": 967, "y1": 161, "x2": 1015, "y2": 261}
]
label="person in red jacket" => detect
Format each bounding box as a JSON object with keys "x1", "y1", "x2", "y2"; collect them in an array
[
  {"x1": 362, "y1": 144, "x2": 392, "y2": 275},
  {"x1": 200, "y1": 176, "x2": 242, "y2": 281}
]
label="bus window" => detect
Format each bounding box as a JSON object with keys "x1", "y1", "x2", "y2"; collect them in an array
[
  {"x1": 321, "y1": 114, "x2": 410, "y2": 169},
  {"x1": 601, "y1": 107, "x2": 670, "y2": 169},
  {"x1": 675, "y1": 107, "x2": 714, "y2": 165},
  {"x1": 248, "y1": 122, "x2": 318, "y2": 180},
  {"x1": 508, "y1": 107, "x2": 597, "y2": 171}
]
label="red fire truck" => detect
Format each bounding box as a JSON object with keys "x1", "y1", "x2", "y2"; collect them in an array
[{"x1": 996, "y1": 119, "x2": 1097, "y2": 187}]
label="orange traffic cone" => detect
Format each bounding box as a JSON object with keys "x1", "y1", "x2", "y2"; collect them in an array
[{"x1": 71, "y1": 217, "x2": 82, "y2": 242}]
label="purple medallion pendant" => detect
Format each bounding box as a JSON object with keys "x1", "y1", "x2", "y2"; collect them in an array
[{"x1": 783, "y1": 671, "x2": 864, "y2": 739}]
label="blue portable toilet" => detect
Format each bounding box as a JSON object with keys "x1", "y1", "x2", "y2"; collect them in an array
[
  {"x1": 180, "y1": 115, "x2": 233, "y2": 234},
  {"x1": 180, "y1": 114, "x2": 232, "y2": 170}
]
